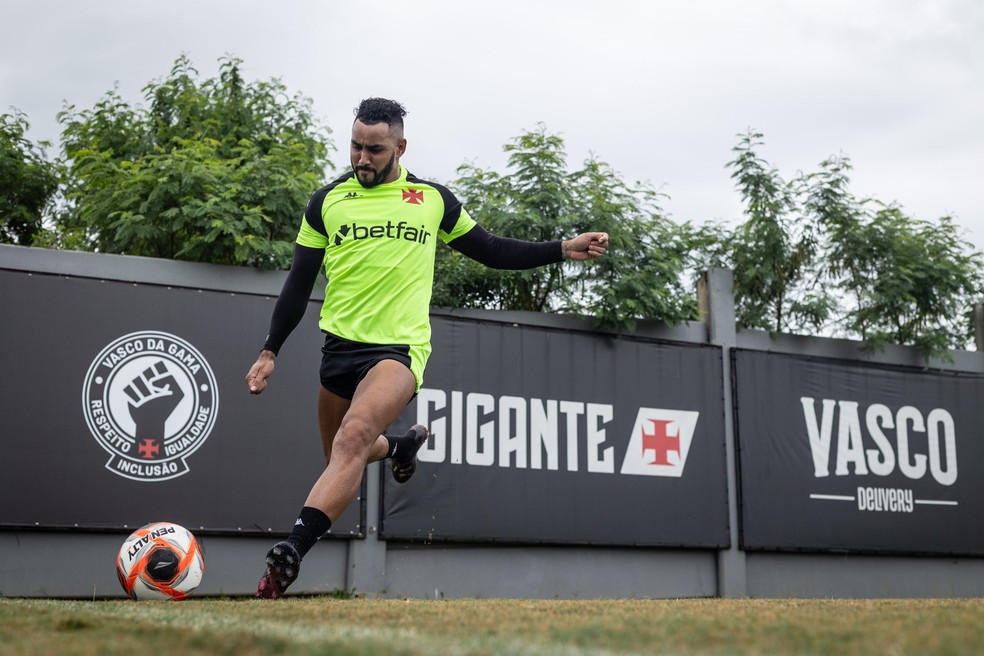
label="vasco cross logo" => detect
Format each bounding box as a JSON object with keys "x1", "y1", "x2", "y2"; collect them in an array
[
  {"x1": 402, "y1": 188, "x2": 424, "y2": 204},
  {"x1": 82, "y1": 331, "x2": 219, "y2": 482},
  {"x1": 620, "y1": 408, "x2": 699, "y2": 477}
]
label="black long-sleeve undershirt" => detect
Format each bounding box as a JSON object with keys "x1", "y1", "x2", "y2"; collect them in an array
[
  {"x1": 262, "y1": 227, "x2": 564, "y2": 354},
  {"x1": 447, "y1": 224, "x2": 563, "y2": 269},
  {"x1": 262, "y1": 245, "x2": 324, "y2": 355}
]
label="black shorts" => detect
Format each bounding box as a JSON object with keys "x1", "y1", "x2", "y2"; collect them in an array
[{"x1": 319, "y1": 331, "x2": 412, "y2": 400}]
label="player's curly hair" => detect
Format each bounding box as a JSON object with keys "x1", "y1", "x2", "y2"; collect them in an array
[{"x1": 354, "y1": 98, "x2": 407, "y2": 130}]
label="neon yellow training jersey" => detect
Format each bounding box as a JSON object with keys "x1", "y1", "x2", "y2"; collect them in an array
[{"x1": 295, "y1": 165, "x2": 477, "y2": 387}]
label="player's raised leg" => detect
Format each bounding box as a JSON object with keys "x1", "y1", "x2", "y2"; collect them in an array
[
  {"x1": 316, "y1": 367, "x2": 429, "y2": 482},
  {"x1": 306, "y1": 360, "x2": 416, "y2": 519}
]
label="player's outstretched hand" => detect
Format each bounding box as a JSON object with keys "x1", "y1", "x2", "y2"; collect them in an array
[
  {"x1": 246, "y1": 350, "x2": 276, "y2": 395},
  {"x1": 562, "y1": 232, "x2": 609, "y2": 261}
]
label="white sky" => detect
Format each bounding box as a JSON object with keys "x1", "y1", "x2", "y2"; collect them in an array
[{"x1": 4, "y1": 0, "x2": 983, "y2": 252}]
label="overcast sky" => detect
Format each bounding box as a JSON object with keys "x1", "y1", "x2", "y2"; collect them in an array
[{"x1": 4, "y1": 0, "x2": 982, "y2": 252}]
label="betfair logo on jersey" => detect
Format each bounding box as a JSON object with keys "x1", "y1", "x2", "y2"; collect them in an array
[{"x1": 331, "y1": 221, "x2": 432, "y2": 247}]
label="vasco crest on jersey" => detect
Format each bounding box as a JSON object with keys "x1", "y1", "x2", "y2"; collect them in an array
[{"x1": 82, "y1": 331, "x2": 219, "y2": 482}]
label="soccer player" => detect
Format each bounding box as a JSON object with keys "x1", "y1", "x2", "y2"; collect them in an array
[{"x1": 245, "y1": 98, "x2": 609, "y2": 598}]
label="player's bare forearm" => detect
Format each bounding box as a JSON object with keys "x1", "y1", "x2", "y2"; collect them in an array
[
  {"x1": 246, "y1": 349, "x2": 277, "y2": 394},
  {"x1": 562, "y1": 232, "x2": 609, "y2": 261}
]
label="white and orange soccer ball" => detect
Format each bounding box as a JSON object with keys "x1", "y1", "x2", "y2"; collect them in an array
[{"x1": 116, "y1": 522, "x2": 204, "y2": 600}]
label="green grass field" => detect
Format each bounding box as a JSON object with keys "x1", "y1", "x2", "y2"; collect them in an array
[{"x1": 1, "y1": 597, "x2": 982, "y2": 655}]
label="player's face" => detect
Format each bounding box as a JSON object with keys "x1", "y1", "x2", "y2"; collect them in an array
[{"x1": 351, "y1": 120, "x2": 406, "y2": 188}]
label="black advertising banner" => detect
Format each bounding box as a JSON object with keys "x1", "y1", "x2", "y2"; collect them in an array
[
  {"x1": 0, "y1": 270, "x2": 362, "y2": 537},
  {"x1": 381, "y1": 316, "x2": 730, "y2": 547},
  {"x1": 734, "y1": 349, "x2": 984, "y2": 555}
]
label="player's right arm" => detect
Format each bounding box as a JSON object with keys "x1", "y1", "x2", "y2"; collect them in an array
[{"x1": 245, "y1": 244, "x2": 324, "y2": 394}]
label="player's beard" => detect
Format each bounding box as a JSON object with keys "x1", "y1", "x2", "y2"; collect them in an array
[{"x1": 354, "y1": 153, "x2": 396, "y2": 188}]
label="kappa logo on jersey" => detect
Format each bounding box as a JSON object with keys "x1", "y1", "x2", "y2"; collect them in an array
[
  {"x1": 620, "y1": 408, "x2": 699, "y2": 477},
  {"x1": 402, "y1": 188, "x2": 424, "y2": 204},
  {"x1": 330, "y1": 220, "x2": 432, "y2": 247},
  {"x1": 82, "y1": 331, "x2": 219, "y2": 482}
]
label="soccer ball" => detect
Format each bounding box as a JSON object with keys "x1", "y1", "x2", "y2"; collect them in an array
[{"x1": 116, "y1": 522, "x2": 204, "y2": 600}]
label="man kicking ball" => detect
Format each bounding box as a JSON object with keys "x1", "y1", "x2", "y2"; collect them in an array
[{"x1": 245, "y1": 97, "x2": 609, "y2": 598}]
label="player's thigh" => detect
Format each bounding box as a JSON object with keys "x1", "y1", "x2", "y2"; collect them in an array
[{"x1": 343, "y1": 359, "x2": 416, "y2": 442}]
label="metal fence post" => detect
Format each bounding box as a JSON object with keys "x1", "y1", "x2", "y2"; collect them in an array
[
  {"x1": 698, "y1": 268, "x2": 747, "y2": 598},
  {"x1": 345, "y1": 462, "x2": 387, "y2": 596}
]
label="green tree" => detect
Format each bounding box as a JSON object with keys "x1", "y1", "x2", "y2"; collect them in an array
[
  {"x1": 564, "y1": 157, "x2": 727, "y2": 331},
  {"x1": 806, "y1": 157, "x2": 982, "y2": 356},
  {"x1": 0, "y1": 111, "x2": 60, "y2": 245},
  {"x1": 433, "y1": 125, "x2": 725, "y2": 330},
  {"x1": 438, "y1": 126, "x2": 579, "y2": 314},
  {"x1": 55, "y1": 55, "x2": 332, "y2": 268},
  {"x1": 732, "y1": 132, "x2": 983, "y2": 358},
  {"x1": 726, "y1": 130, "x2": 833, "y2": 333}
]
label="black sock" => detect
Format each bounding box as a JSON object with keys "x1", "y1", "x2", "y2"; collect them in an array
[
  {"x1": 384, "y1": 430, "x2": 416, "y2": 464},
  {"x1": 286, "y1": 506, "x2": 331, "y2": 559}
]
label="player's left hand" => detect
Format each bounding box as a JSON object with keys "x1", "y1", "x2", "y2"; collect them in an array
[{"x1": 562, "y1": 232, "x2": 609, "y2": 261}]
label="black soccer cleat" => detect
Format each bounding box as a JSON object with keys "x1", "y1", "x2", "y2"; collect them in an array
[
  {"x1": 256, "y1": 541, "x2": 300, "y2": 599},
  {"x1": 391, "y1": 424, "x2": 429, "y2": 484}
]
